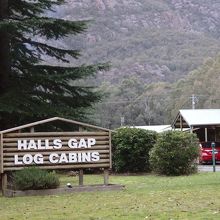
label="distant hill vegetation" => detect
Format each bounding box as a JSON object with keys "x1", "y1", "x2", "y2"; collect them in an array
[{"x1": 51, "y1": 0, "x2": 220, "y2": 128}]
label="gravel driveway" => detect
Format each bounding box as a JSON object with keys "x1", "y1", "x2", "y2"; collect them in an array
[{"x1": 198, "y1": 164, "x2": 220, "y2": 172}]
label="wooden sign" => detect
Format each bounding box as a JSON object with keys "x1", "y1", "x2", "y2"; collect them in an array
[{"x1": 0, "y1": 117, "x2": 112, "y2": 173}]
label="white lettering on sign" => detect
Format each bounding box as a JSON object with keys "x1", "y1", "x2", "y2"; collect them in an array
[
  {"x1": 47, "y1": 152, "x2": 100, "y2": 164},
  {"x1": 67, "y1": 138, "x2": 77, "y2": 148},
  {"x1": 49, "y1": 153, "x2": 59, "y2": 164},
  {"x1": 53, "y1": 139, "x2": 62, "y2": 149},
  {"x1": 14, "y1": 153, "x2": 44, "y2": 165},
  {"x1": 15, "y1": 138, "x2": 101, "y2": 165},
  {"x1": 91, "y1": 152, "x2": 100, "y2": 161},
  {"x1": 17, "y1": 139, "x2": 63, "y2": 150},
  {"x1": 14, "y1": 152, "x2": 100, "y2": 165},
  {"x1": 17, "y1": 138, "x2": 96, "y2": 150},
  {"x1": 88, "y1": 138, "x2": 96, "y2": 147},
  {"x1": 17, "y1": 140, "x2": 27, "y2": 150},
  {"x1": 68, "y1": 138, "x2": 96, "y2": 148},
  {"x1": 69, "y1": 152, "x2": 77, "y2": 163}
]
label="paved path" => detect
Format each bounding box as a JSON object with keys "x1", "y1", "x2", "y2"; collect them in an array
[{"x1": 198, "y1": 165, "x2": 220, "y2": 172}]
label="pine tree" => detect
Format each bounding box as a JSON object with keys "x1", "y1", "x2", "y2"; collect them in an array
[{"x1": 0, "y1": 0, "x2": 107, "y2": 130}]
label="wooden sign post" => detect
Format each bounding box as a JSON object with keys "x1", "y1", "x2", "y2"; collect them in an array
[{"x1": 0, "y1": 117, "x2": 112, "y2": 194}]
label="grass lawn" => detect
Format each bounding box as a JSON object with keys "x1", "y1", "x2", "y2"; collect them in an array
[{"x1": 1, "y1": 172, "x2": 220, "y2": 220}]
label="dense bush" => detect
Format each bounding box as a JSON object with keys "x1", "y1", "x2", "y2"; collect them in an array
[
  {"x1": 112, "y1": 127, "x2": 157, "y2": 173},
  {"x1": 149, "y1": 131, "x2": 199, "y2": 176},
  {"x1": 13, "y1": 167, "x2": 60, "y2": 190}
]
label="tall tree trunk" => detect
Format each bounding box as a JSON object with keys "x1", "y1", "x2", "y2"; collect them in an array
[{"x1": 0, "y1": 0, "x2": 10, "y2": 94}]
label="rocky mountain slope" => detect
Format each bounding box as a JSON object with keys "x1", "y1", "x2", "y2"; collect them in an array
[
  {"x1": 52, "y1": 0, "x2": 220, "y2": 85},
  {"x1": 49, "y1": 0, "x2": 220, "y2": 128}
]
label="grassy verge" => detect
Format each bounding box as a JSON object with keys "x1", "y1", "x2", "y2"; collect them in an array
[{"x1": 1, "y1": 172, "x2": 220, "y2": 219}]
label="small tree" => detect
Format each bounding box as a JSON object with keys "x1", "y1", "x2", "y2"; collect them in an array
[
  {"x1": 112, "y1": 127, "x2": 157, "y2": 173},
  {"x1": 0, "y1": 0, "x2": 107, "y2": 130},
  {"x1": 150, "y1": 131, "x2": 199, "y2": 176}
]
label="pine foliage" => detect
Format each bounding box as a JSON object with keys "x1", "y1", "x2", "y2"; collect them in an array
[{"x1": 0, "y1": 0, "x2": 107, "y2": 130}]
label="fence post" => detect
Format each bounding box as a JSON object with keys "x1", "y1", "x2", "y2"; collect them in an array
[
  {"x1": 104, "y1": 169, "x2": 109, "y2": 185},
  {"x1": 79, "y1": 169, "x2": 84, "y2": 186}
]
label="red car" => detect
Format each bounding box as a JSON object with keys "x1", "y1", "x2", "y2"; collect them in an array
[{"x1": 200, "y1": 141, "x2": 220, "y2": 164}]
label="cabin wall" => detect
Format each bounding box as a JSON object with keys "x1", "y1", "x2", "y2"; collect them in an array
[{"x1": 195, "y1": 127, "x2": 220, "y2": 142}]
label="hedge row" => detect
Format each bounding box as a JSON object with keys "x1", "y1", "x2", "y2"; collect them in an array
[
  {"x1": 112, "y1": 128, "x2": 157, "y2": 173},
  {"x1": 112, "y1": 128, "x2": 199, "y2": 176}
]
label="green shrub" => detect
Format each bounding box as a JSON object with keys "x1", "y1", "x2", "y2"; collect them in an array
[
  {"x1": 149, "y1": 131, "x2": 199, "y2": 176},
  {"x1": 112, "y1": 127, "x2": 157, "y2": 173},
  {"x1": 13, "y1": 167, "x2": 60, "y2": 190}
]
